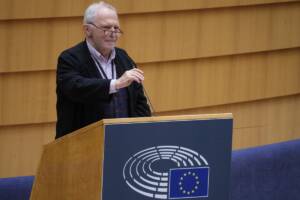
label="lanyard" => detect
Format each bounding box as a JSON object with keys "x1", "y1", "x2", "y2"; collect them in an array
[{"x1": 93, "y1": 57, "x2": 115, "y2": 80}]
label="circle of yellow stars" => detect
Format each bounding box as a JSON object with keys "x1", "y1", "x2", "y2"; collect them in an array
[{"x1": 178, "y1": 171, "x2": 200, "y2": 195}]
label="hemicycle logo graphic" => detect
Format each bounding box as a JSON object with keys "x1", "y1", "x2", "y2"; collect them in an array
[{"x1": 123, "y1": 145, "x2": 210, "y2": 199}]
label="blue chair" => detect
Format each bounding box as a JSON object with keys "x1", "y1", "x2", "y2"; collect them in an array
[
  {"x1": 0, "y1": 176, "x2": 34, "y2": 200},
  {"x1": 231, "y1": 139, "x2": 300, "y2": 200}
]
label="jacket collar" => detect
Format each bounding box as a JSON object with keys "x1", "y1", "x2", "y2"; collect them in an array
[{"x1": 80, "y1": 41, "x2": 102, "y2": 78}]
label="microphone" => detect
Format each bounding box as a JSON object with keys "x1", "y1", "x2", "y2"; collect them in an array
[
  {"x1": 142, "y1": 82, "x2": 156, "y2": 116},
  {"x1": 131, "y1": 64, "x2": 156, "y2": 116}
]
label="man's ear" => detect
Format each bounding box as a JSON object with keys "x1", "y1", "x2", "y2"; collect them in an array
[{"x1": 83, "y1": 24, "x2": 92, "y2": 37}]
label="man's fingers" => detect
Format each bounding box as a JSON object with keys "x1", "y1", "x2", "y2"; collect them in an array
[
  {"x1": 116, "y1": 68, "x2": 145, "y2": 89},
  {"x1": 126, "y1": 70, "x2": 144, "y2": 82},
  {"x1": 129, "y1": 71, "x2": 144, "y2": 81},
  {"x1": 131, "y1": 68, "x2": 144, "y2": 74}
]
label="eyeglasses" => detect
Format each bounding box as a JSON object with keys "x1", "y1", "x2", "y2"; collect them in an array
[{"x1": 88, "y1": 23, "x2": 123, "y2": 36}]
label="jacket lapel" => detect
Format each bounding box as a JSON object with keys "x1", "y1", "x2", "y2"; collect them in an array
[
  {"x1": 81, "y1": 41, "x2": 103, "y2": 78},
  {"x1": 113, "y1": 55, "x2": 125, "y2": 79}
]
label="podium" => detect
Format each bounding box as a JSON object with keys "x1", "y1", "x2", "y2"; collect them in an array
[{"x1": 30, "y1": 114, "x2": 233, "y2": 200}]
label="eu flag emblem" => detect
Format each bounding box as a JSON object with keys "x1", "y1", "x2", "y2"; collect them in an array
[{"x1": 169, "y1": 167, "x2": 209, "y2": 199}]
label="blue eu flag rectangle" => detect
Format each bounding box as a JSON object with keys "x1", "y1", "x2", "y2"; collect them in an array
[{"x1": 169, "y1": 167, "x2": 209, "y2": 199}]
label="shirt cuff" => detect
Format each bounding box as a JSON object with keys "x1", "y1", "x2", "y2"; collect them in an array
[{"x1": 109, "y1": 79, "x2": 118, "y2": 94}]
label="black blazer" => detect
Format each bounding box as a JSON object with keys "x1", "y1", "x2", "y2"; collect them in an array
[{"x1": 56, "y1": 41, "x2": 151, "y2": 138}]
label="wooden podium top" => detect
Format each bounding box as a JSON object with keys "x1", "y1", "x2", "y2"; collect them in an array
[
  {"x1": 53, "y1": 113, "x2": 233, "y2": 145},
  {"x1": 102, "y1": 113, "x2": 233, "y2": 125}
]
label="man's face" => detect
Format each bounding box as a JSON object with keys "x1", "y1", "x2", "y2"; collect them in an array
[{"x1": 86, "y1": 8, "x2": 120, "y2": 55}]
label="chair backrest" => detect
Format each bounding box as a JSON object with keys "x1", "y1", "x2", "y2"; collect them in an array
[
  {"x1": 0, "y1": 176, "x2": 34, "y2": 200},
  {"x1": 231, "y1": 139, "x2": 300, "y2": 200}
]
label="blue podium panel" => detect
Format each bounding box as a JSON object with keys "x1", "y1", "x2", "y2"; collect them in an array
[{"x1": 102, "y1": 118, "x2": 232, "y2": 200}]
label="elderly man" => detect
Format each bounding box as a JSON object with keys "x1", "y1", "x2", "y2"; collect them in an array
[{"x1": 55, "y1": 1, "x2": 151, "y2": 138}]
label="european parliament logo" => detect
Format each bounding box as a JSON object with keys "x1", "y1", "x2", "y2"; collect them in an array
[{"x1": 123, "y1": 146, "x2": 209, "y2": 199}]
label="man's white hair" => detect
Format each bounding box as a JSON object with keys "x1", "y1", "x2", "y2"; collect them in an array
[{"x1": 83, "y1": 1, "x2": 117, "y2": 24}]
